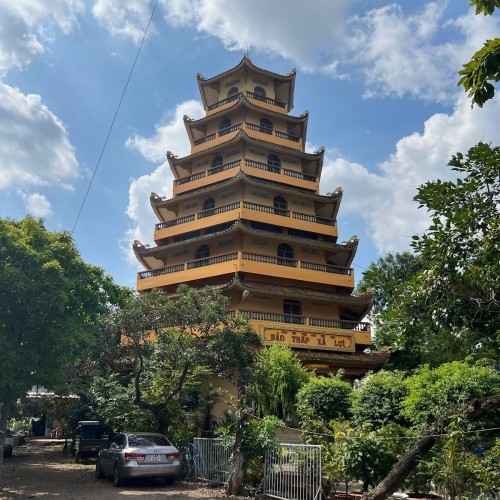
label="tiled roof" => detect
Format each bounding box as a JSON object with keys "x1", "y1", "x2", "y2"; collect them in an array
[{"x1": 295, "y1": 349, "x2": 389, "y2": 367}]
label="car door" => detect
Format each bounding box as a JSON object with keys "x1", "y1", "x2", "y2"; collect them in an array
[{"x1": 100, "y1": 434, "x2": 124, "y2": 474}]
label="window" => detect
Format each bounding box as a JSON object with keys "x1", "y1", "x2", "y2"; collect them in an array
[
  {"x1": 259, "y1": 117, "x2": 273, "y2": 134},
  {"x1": 203, "y1": 198, "x2": 215, "y2": 210},
  {"x1": 274, "y1": 195, "x2": 287, "y2": 216},
  {"x1": 195, "y1": 245, "x2": 210, "y2": 260},
  {"x1": 228, "y1": 87, "x2": 239, "y2": 98},
  {"x1": 267, "y1": 154, "x2": 280, "y2": 173},
  {"x1": 277, "y1": 243, "x2": 294, "y2": 261},
  {"x1": 283, "y1": 299, "x2": 302, "y2": 324},
  {"x1": 211, "y1": 155, "x2": 223, "y2": 173},
  {"x1": 254, "y1": 86, "x2": 266, "y2": 101},
  {"x1": 219, "y1": 117, "x2": 232, "y2": 135}
]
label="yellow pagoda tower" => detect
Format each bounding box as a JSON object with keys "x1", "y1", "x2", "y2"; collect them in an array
[{"x1": 134, "y1": 56, "x2": 387, "y2": 379}]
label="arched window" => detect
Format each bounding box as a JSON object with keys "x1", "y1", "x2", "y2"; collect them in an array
[
  {"x1": 283, "y1": 299, "x2": 301, "y2": 324},
  {"x1": 259, "y1": 117, "x2": 273, "y2": 135},
  {"x1": 267, "y1": 153, "x2": 280, "y2": 173},
  {"x1": 228, "y1": 87, "x2": 239, "y2": 98},
  {"x1": 274, "y1": 195, "x2": 287, "y2": 216},
  {"x1": 254, "y1": 86, "x2": 266, "y2": 101},
  {"x1": 219, "y1": 117, "x2": 232, "y2": 136},
  {"x1": 200, "y1": 198, "x2": 215, "y2": 218},
  {"x1": 277, "y1": 243, "x2": 293, "y2": 260},
  {"x1": 195, "y1": 245, "x2": 210, "y2": 260},
  {"x1": 211, "y1": 155, "x2": 223, "y2": 174}
]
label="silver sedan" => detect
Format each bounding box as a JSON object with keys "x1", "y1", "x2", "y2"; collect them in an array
[{"x1": 96, "y1": 432, "x2": 182, "y2": 486}]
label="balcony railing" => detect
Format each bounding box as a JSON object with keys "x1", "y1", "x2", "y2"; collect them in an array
[
  {"x1": 283, "y1": 168, "x2": 317, "y2": 182},
  {"x1": 243, "y1": 252, "x2": 297, "y2": 267},
  {"x1": 275, "y1": 130, "x2": 300, "y2": 142},
  {"x1": 232, "y1": 310, "x2": 369, "y2": 332},
  {"x1": 207, "y1": 92, "x2": 242, "y2": 111},
  {"x1": 174, "y1": 160, "x2": 241, "y2": 187},
  {"x1": 245, "y1": 91, "x2": 286, "y2": 108},
  {"x1": 293, "y1": 212, "x2": 336, "y2": 226},
  {"x1": 156, "y1": 200, "x2": 338, "y2": 233},
  {"x1": 301, "y1": 261, "x2": 352, "y2": 276},
  {"x1": 193, "y1": 133, "x2": 216, "y2": 146},
  {"x1": 244, "y1": 159, "x2": 317, "y2": 182}
]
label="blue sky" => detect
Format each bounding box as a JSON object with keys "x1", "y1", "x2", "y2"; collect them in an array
[{"x1": 1, "y1": 0, "x2": 499, "y2": 290}]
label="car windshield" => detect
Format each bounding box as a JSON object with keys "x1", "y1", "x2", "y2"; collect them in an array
[{"x1": 127, "y1": 435, "x2": 171, "y2": 447}]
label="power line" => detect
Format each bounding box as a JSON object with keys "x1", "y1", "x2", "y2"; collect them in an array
[{"x1": 71, "y1": 0, "x2": 160, "y2": 234}]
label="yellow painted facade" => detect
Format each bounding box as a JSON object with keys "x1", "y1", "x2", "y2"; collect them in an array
[{"x1": 134, "y1": 56, "x2": 386, "y2": 377}]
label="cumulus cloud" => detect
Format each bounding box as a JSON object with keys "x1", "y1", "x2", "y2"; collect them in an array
[
  {"x1": 122, "y1": 100, "x2": 204, "y2": 263},
  {"x1": 321, "y1": 94, "x2": 500, "y2": 253},
  {"x1": 92, "y1": 0, "x2": 154, "y2": 44},
  {"x1": 0, "y1": 0, "x2": 83, "y2": 73},
  {"x1": 0, "y1": 84, "x2": 79, "y2": 191},
  {"x1": 17, "y1": 191, "x2": 54, "y2": 217}
]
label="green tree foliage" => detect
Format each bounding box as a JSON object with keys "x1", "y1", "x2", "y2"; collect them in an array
[
  {"x1": 458, "y1": 0, "x2": 500, "y2": 107},
  {"x1": 410, "y1": 142, "x2": 500, "y2": 363},
  {"x1": 0, "y1": 216, "x2": 126, "y2": 439},
  {"x1": 402, "y1": 361, "x2": 500, "y2": 429},
  {"x1": 296, "y1": 374, "x2": 353, "y2": 422},
  {"x1": 352, "y1": 371, "x2": 409, "y2": 428},
  {"x1": 247, "y1": 345, "x2": 311, "y2": 417},
  {"x1": 98, "y1": 284, "x2": 261, "y2": 434}
]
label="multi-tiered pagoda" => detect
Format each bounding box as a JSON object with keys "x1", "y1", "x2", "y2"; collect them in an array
[{"x1": 134, "y1": 56, "x2": 387, "y2": 379}]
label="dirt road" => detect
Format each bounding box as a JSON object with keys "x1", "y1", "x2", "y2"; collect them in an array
[{"x1": 0, "y1": 440, "x2": 248, "y2": 499}]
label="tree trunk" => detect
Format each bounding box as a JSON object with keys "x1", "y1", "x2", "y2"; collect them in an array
[
  {"x1": 226, "y1": 408, "x2": 250, "y2": 496},
  {"x1": 0, "y1": 400, "x2": 12, "y2": 486},
  {"x1": 364, "y1": 396, "x2": 500, "y2": 500}
]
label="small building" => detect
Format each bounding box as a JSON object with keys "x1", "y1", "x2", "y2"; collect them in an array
[{"x1": 134, "y1": 56, "x2": 388, "y2": 380}]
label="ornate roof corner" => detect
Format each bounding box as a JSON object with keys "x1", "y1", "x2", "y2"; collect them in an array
[
  {"x1": 183, "y1": 115, "x2": 192, "y2": 122},
  {"x1": 327, "y1": 187, "x2": 343, "y2": 196},
  {"x1": 197, "y1": 72, "x2": 206, "y2": 81},
  {"x1": 133, "y1": 240, "x2": 144, "y2": 250},
  {"x1": 288, "y1": 67, "x2": 297, "y2": 76},
  {"x1": 300, "y1": 110, "x2": 309, "y2": 117},
  {"x1": 314, "y1": 146, "x2": 325, "y2": 154},
  {"x1": 166, "y1": 151, "x2": 177, "y2": 159},
  {"x1": 243, "y1": 51, "x2": 251, "y2": 62},
  {"x1": 151, "y1": 192, "x2": 161, "y2": 201}
]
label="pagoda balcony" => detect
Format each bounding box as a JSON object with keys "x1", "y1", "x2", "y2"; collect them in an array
[
  {"x1": 173, "y1": 158, "x2": 318, "y2": 195},
  {"x1": 191, "y1": 122, "x2": 302, "y2": 154},
  {"x1": 229, "y1": 310, "x2": 372, "y2": 347},
  {"x1": 154, "y1": 200, "x2": 337, "y2": 240},
  {"x1": 206, "y1": 91, "x2": 287, "y2": 116},
  {"x1": 137, "y1": 250, "x2": 353, "y2": 290}
]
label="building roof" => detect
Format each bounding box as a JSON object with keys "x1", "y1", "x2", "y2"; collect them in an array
[
  {"x1": 295, "y1": 349, "x2": 389, "y2": 370},
  {"x1": 197, "y1": 54, "x2": 296, "y2": 112},
  {"x1": 151, "y1": 170, "x2": 343, "y2": 220}
]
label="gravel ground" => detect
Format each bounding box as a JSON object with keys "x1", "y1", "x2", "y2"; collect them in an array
[{"x1": 0, "y1": 440, "x2": 253, "y2": 499}]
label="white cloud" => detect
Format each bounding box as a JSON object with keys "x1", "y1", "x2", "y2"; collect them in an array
[
  {"x1": 92, "y1": 0, "x2": 154, "y2": 44},
  {"x1": 17, "y1": 191, "x2": 54, "y2": 217},
  {"x1": 0, "y1": 84, "x2": 79, "y2": 191},
  {"x1": 123, "y1": 100, "x2": 204, "y2": 263},
  {"x1": 321, "y1": 93, "x2": 500, "y2": 253},
  {"x1": 0, "y1": 0, "x2": 83, "y2": 73}
]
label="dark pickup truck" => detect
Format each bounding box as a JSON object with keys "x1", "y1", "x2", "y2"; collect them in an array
[{"x1": 70, "y1": 421, "x2": 109, "y2": 462}]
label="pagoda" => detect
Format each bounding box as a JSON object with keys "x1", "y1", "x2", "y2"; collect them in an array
[{"x1": 134, "y1": 56, "x2": 387, "y2": 379}]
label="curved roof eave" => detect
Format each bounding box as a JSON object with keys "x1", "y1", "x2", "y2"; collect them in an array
[
  {"x1": 184, "y1": 95, "x2": 307, "y2": 129},
  {"x1": 150, "y1": 169, "x2": 342, "y2": 207},
  {"x1": 167, "y1": 130, "x2": 324, "y2": 167}
]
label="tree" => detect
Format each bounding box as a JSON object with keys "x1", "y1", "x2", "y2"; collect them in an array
[
  {"x1": 98, "y1": 285, "x2": 261, "y2": 436},
  {"x1": 296, "y1": 374, "x2": 353, "y2": 423},
  {"x1": 0, "y1": 216, "x2": 126, "y2": 462},
  {"x1": 352, "y1": 371, "x2": 409, "y2": 428},
  {"x1": 247, "y1": 345, "x2": 311, "y2": 418},
  {"x1": 458, "y1": 0, "x2": 500, "y2": 107}
]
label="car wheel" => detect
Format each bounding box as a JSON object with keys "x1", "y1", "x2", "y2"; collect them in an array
[
  {"x1": 164, "y1": 476, "x2": 176, "y2": 485},
  {"x1": 113, "y1": 464, "x2": 123, "y2": 487},
  {"x1": 95, "y1": 459, "x2": 105, "y2": 479}
]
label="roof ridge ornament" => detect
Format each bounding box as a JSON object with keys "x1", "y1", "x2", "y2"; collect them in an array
[
  {"x1": 197, "y1": 72, "x2": 206, "y2": 81},
  {"x1": 183, "y1": 115, "x2": 192, "y2": 122},
  {"x1": 314, "y1": 146, "x2": 325, "y2": 154}
]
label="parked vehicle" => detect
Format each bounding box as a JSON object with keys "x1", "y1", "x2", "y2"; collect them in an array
[
  {"x1": 95, "y1": 432, "x2": 181, "y2": 486},
  {"x1": 1, "y1": 429, "x2": 14, "y2": 458},
  {"x1": 70, "y1": 421, "x2": 109, "y2": 462}
]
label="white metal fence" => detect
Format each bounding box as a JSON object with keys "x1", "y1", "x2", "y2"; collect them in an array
[
  {"x1": 264, "y1": 443, "x2": 323, "y2": 500},
  {"x1": 190, "y1": 437, "x2": 232, "y2": 483}
]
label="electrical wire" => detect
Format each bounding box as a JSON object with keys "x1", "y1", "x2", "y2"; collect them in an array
[{"x1": 71, "y1": 0, "x2": 160, "y2": 233}]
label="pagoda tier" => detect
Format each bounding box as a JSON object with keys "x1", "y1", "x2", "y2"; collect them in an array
[{"x1": 134, "y1": 55, "x2": 387, "y2": 374}]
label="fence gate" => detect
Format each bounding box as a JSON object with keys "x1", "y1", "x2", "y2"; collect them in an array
[
  {"x1": 191, "y1": 437, "x2": 231, "y2": 483},
  {"x1": 264, "y1": 443, "x2": 323, "y2": 500}
]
